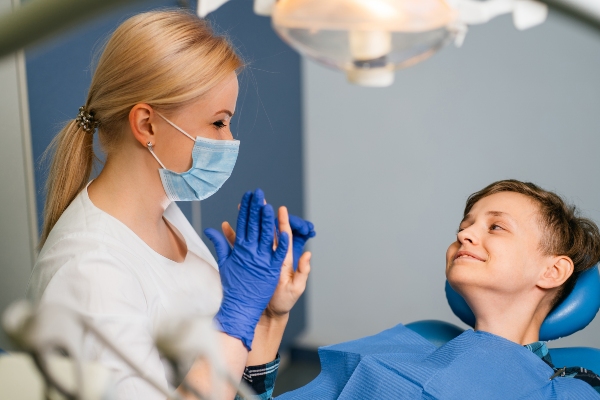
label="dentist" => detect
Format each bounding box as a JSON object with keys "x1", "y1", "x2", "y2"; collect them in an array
[{"x1": 27, "y1": 10, "x2": 313, "y2": 400}]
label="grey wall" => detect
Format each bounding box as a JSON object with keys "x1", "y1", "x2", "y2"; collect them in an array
[
  {"x1": 300, "y1": 10, "x2": 600, "y2": 349},
  {"x1": 0, "y1": 0, "x2": 38, "y2": 351}
]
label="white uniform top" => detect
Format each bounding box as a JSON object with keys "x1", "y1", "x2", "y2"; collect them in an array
[{"x1": 27, "y1": 185, "x2": 223, "y2": 399}]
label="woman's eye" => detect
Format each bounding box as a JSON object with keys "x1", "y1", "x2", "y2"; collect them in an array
[
  {"x1": 213, "y1": 120, "x2": 227, "y2": 129},
  {"x1": 490, "y1": 224, "x2": 503, "y2": 231},
  {"x1": 456, "y1": 227, "x2": 464, "y2": 234}
]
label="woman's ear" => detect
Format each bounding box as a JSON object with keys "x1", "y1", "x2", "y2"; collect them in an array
[
  {"x1": 129, "y1": 103, "x2": 156, "y2": 147},
  {"x1": 538, "y1": 256, "x2": 574, "y2": 289}
]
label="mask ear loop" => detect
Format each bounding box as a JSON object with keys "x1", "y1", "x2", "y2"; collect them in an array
[
  {"x1": 156, "y1": 112, "x2": 195, "y2": 142},
  {"x1": 147, "y1": 142, "x2": 167, "y2": 169}
]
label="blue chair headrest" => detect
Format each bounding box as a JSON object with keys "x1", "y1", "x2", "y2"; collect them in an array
[{"x1": 445, "y1": 265, "x2": 600, "y2": 341}]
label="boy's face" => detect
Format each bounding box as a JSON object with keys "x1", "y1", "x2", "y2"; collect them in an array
[{"x1": 446, "y1": 192, "x2": 552, "y2": 299}]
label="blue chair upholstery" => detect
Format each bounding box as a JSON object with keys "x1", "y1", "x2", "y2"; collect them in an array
[
  {"x1": 445, "y1": 265, "x2": 600, "y2": 341},
  {"x1": 549, "y1": 348, "x2": 600, "y2": 372},
  {"x1": 407, "y1": 265, "x2": 600, "y2": 370}
]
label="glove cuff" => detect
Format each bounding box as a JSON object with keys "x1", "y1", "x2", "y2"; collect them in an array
[{"x1": 215, "y1": 306, "x2": 261, "y2": 351}]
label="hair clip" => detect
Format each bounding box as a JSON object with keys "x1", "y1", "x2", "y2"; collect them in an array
[{"x1": 75, "y1": 106, "x2": 99, "y2": 134}]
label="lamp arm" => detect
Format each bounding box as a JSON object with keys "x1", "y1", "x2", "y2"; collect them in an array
[
  {"x1": 0, "y1": 0, "x2": 143, "y2": 60},
  {"x1": 539, "y1": 0, "x2": 600, "y2": 33}
]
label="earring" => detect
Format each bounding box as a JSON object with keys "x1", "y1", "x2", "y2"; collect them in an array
[{"x1": 147, "y1": 141, "x2": 153, "y2": 149}]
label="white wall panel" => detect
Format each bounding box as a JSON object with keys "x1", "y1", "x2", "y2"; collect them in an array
[{"x1": 0, "y1": 0, "x2": 38, "y2": 351}]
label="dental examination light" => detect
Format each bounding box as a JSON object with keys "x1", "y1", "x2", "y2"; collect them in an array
[
  {"x1": 271, "y1": 0, "x2": 458, "y2": 87},
  {"x1": 1, "y1": 300, "x2": 257, "y2": 400},
  {"x1": 199, "y1": 0, "x2": 549, "y2": 87}
]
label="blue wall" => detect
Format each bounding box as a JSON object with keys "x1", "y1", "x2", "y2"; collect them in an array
[{"x1": 26, "y1": 0, "x2": 305, "y2": 349}]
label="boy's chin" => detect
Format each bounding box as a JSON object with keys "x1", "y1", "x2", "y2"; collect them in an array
[{"x1": 447, "y1": 267, "x2": 487, "y2": 293}]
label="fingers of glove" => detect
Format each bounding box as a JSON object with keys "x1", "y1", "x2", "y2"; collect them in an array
[
  {"x1": 222, "y1": 221, "x2": 236, "y2": 246},
  {"x1": 289, "y1": 215, "x2": 316, "y2": 240},
  {"x1": 204, "y1": 228, "x2": 232, "y2": 262},
  {"x1": 246, "y1": 189, "x2": 265, "y2": 243},
  {"x1": 288, "y1": 214, "x2": 310, "y2": 236},
  {"x1": 272, "y1": 231, "x2": 290, "y2": 268},
  {"x1": 258, "y1": 204, "x2": 276, "y2": 255},
  {"x1": 235, "y1": 191, "x2": 253, "y2": 243}
]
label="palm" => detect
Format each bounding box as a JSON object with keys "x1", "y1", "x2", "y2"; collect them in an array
[{"x1": 265, "y1": 252, "x2": 304, "y2": 317}]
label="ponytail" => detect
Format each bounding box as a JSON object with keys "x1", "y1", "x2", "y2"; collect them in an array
[{"x1": 40, "y1": 120, "x2": 95, "y2": 246}]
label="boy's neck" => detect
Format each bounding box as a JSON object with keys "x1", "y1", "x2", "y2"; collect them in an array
[{"x1": 469, "y1": 291, "x2": 549, "y2": 345}]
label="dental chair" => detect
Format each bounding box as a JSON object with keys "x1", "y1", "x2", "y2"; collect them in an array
[
  {"x1": 277, "y1": 266, "x2": 600, "y2": 399},
  {"x1": 407, "y1": 265, "x2": 600, "y2": 372}
]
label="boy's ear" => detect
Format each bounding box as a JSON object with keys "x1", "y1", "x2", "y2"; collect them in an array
[{"x1": 538, "y1": 256, "x2": 574, "y2": 289}]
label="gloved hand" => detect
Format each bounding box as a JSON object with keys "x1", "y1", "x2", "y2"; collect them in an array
[
  {"x1": 205, "y1": 189, "x2": 289, "y2": 351},
  {"x1": 276, "y1": 215, "x2": 316, "y2": 271}
]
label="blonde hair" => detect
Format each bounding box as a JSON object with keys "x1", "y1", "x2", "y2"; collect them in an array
[{"x1": 41, "y1": 10, "x2": 243, "y2": 245}]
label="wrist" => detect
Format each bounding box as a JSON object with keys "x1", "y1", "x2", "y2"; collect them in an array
[
  {"x1": 261, "y1": 309, "x2": 290, "y2": 325},
  {"x1": 247, "y1": 313, "x2": 289, "y2": 366}
]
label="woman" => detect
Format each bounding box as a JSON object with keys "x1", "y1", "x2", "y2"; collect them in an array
[
  {"x1": 280, "y1": 180, "x2": 600, "y2": 399},
  {"x1": 26, "y1": 10, "x2": 312, "y2": 399}
]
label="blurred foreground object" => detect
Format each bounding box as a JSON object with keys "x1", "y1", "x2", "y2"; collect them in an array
[
  {"x1": 0, "y1": 353, "x2": 113, "y2": 400},
  {"x1": 0, "y1": 0, "x2": 143, "y2": 60},
  {"x1": 1, "y1": 300, "x2": 257, "y2": 400},
  {"x1": 1, "y1": 301, "x2": 115, "y2": 399}
]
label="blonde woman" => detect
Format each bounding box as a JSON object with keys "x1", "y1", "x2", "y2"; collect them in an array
[{"x1": 26, "y1": 10, "x2": 312, "y2": 399}]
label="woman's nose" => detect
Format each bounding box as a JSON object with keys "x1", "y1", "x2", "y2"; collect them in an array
[{"x1": 222, "y1": 128, "x2": 234, "y2": 141}]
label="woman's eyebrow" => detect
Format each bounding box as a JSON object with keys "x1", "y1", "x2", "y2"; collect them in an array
[{"x1": 214, "y1": 109, "x2": 234, "y2": 117}]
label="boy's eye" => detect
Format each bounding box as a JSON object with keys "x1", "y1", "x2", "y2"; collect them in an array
[{"x1": 213, "y1": 120, "x2": 227, "y2": 129}]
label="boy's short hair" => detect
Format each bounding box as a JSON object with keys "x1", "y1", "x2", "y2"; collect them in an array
[{"x1": 465, "y1": 179, "x2": 600, "y2": 310}]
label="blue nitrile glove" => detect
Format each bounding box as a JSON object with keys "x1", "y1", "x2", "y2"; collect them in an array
[
  {"x1": 205, "y1": 189, "x2": 289, "y2": 351},
  {"x1": 276, "y1": 214, "x2": 316, "y2": 271}
]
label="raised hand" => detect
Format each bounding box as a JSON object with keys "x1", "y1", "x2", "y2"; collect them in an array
[
  {"x1": 265, "y1": 206, "x2": 312, "y2": 318},
  {"x1": 220, "y1": 208, "x2": 315, "y2": 318},
  {"x1": 204, "y1": 189, "x2": 289, "y2": 351}
]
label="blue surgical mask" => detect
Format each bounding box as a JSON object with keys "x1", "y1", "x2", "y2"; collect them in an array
[{"x1": 147, "y1": 112, "x2": 240, "y2": 201}]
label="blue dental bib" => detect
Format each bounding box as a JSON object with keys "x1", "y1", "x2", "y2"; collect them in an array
[{"x1": 277, "y1": 324, "x2": 600, "y2": 399}]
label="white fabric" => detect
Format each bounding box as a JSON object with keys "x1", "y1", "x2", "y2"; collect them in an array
[{"x1": 27, "y1": 185, "x2": 222, "y2": 399}]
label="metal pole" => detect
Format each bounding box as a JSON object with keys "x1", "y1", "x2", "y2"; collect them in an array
[{"x1": 0, "y1": 0, "x2": 144, "y2": 59}]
